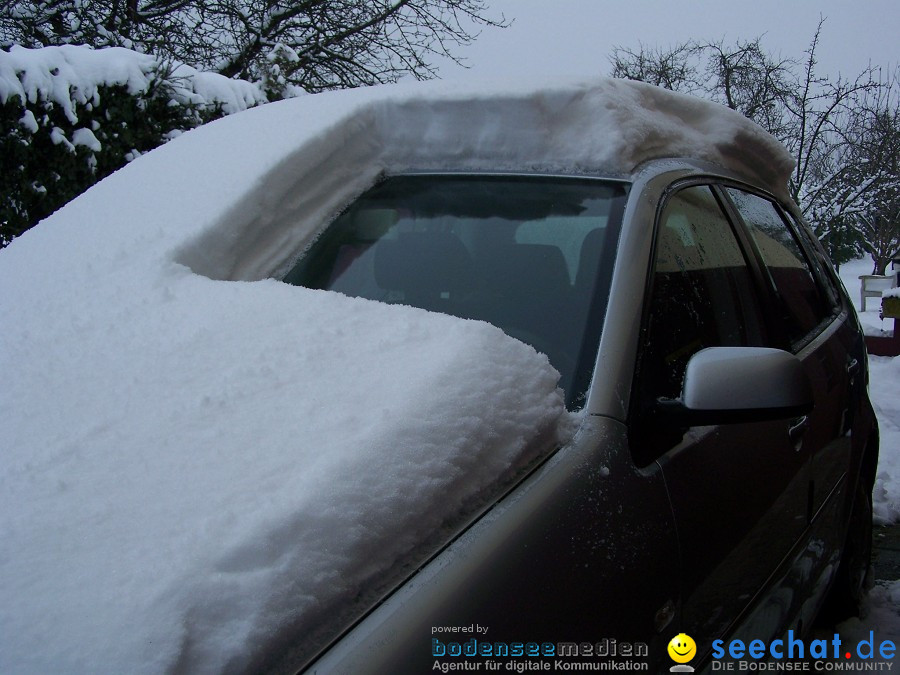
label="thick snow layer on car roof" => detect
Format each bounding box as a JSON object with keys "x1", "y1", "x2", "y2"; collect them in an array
[
  {"x1": 161, "y1": 76, "x2": 794, "y2": 283},
  {"x1": 1, "y1": 73, "x2": 790, "y2": 672}
]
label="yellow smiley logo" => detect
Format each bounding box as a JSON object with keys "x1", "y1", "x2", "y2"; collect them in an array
[{"x1": 667, "y1": 633, "x2": 696, "y2": 664}]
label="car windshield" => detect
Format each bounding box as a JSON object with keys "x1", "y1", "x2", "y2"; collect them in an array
[{"x1": 283, "y1": 174, "x2": 627, "y2": 408}]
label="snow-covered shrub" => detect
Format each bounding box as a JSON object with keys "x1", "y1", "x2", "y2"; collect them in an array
[{"x1": 0, "y1": 45, "x2": 269, "y2": 246}]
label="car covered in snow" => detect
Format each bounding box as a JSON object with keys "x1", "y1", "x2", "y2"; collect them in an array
[{"x1": 0, "y1": 75, "x2": 878, "y2": 673}]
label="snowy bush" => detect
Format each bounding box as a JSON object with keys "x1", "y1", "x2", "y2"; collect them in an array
[{"x1": 0, "y1": 45, "x2": 269, "y2": 246}]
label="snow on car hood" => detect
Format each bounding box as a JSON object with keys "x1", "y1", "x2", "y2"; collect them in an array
[{"x1": 0, "y1": 74, "x2": 790, "y2": 673}]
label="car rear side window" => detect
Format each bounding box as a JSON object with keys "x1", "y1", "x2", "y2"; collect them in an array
[
  {"x1": 632, "y1": 185, "x2": 768, "y2": 464},
  {"x1": 785, "y1": 211, "x2": 844, "y2": 313},
  {"x1": 725, "y1": 188, "x2": 835, "y2": 347}
]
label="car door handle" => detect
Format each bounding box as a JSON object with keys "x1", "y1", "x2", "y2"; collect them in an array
[{"x1": 789, "y1": 416, "x2": 809, "y2": 450}]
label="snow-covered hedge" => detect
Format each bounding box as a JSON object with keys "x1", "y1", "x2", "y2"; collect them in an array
[{"x1": 0, "y1": 45, "x2": 270, "y2": 246}]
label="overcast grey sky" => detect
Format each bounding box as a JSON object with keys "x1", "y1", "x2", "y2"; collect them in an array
[{"x1": 440, "y1": 0, "x2": 897, "y2": 83}]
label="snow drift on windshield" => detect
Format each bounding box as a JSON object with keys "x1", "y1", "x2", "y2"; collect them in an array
[{"x1": 1, "y1": 71, "x2": 792, "y2": 673}]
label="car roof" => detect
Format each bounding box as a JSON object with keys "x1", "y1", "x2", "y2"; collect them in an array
[{"x1": 167, "y1": 76, "x2": 794, "y2": 283}]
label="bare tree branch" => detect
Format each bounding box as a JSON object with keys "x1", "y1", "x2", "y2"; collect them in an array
[{"x1": 1, "y1": 0, "x2": 510, "y2": 94}]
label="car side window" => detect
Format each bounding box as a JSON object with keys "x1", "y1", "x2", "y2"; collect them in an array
[
  {"x1": 725, "y1": 188, "x2": 836, "y2": 347},
  {"x1": 631, "y1": 185, "x2": 768, "y2": 464},
  {"x1": 785, "y1": 211, "x2": 844, "y2": 313}
]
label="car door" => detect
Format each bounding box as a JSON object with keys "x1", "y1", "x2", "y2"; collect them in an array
[
  {"x1": 629, "y1": 183, "x2": 810, "y2": 661},
  {"x1": 723, "y1": 187, "x2": 854, "y2": 571}
]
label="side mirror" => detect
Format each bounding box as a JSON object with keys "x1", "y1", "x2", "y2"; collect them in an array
[{"x1": 657, "y1": 347, "x2": 813, "y2": 425}]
